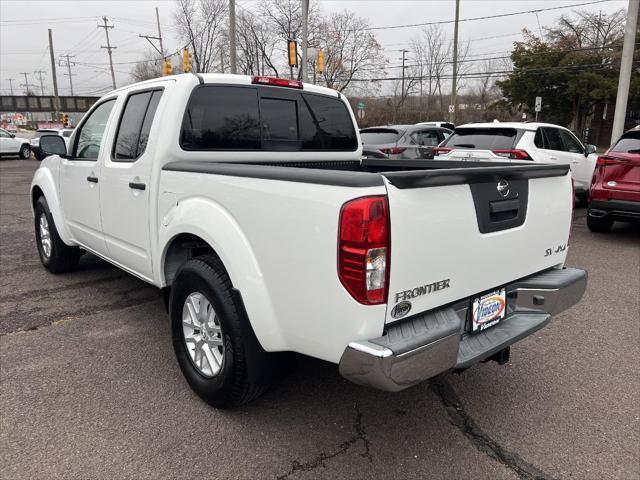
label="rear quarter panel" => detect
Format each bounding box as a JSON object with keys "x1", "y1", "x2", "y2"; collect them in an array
[{"x1": 157, "y1": 170, "x2": 387, "y2": 363}]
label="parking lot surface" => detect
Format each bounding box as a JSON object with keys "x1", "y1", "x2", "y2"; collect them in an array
[{"x1": 1, "y1": 159, "x2": 639, "y2": 479}]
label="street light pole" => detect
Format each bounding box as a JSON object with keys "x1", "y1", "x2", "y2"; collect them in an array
[
  {"x1": 449, "y1": 0, "x2": 460, "y2": 124},
  {"x1": 301, "y1": 0, "x2": 309, "y2": 82},
  {"x1": 610, "y1": 0, "x2": 638, "y2": 144}
]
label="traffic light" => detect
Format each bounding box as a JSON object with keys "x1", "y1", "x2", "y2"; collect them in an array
[
  {"x1": 287, "y1": 40, "x2": 298, "y2": 67},
  {"x1": 316, "y1": 49, "x2": 325, "y2": 74},
  {"x1": 163, "y1": 59, "x2": 172, "y2": 76},
  {"x1": 182, "y1": 48, "x2": 193, "y2": 73},
  {"x1": 62, "y1": 113, "x2": 69, "y2": 128}
]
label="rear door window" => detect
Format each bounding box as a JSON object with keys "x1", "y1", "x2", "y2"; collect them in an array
[
  {"x1": 113, "y1": 89, "x2": 163, "y2": 161},
  {"x1": 411, "y1": 130, "x2": 441, "y2": 146},
  {"x1": 444, "y1": 128, "x2": 518, "y2": 150},
  {"x1": 360, "y1": 130, "x2": 402, "y2": 145}
]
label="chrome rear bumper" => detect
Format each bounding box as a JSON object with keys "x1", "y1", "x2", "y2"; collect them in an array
[{"x1": 339, "y1": 267, "x2": 587, "y2": 392}]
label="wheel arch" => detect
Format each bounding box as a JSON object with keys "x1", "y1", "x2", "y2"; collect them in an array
[
  {"x1": 158, "y1": 197, "x2": 286, "y2": 352},
  {"x1": 30, "y1": 167, "x2": 73, "y2": 245}
]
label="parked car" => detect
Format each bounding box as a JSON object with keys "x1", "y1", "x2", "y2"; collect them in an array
[
  {"x1": 32, "y1": 73, "x2": 586, "y2": 408},
  {"x1": 0, "y1": 128, "x2": 31, "y2": 159},
  {"x1": 434, "y1": 122, "x2": 598, "y2": 202},
  {"x1": 31, "y1": 128, "x2": 74, "y2": 161},
  {"x1": 360, "y1": 124, "x2": 451, "y2": 160},
  {"x1": 587, "y1": 127, "x2": 640, "y2": 232},
  {"x1": 416, "y1": 121, "x2": 455, "y2": 131}
]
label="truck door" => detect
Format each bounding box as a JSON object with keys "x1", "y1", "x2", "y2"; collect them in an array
[
  {"x1": 99, "y1": 88, "x2": 163, "y2": 281},
  {"x1": 60, "y1": 98, "x2": 116, "y2": 255}
]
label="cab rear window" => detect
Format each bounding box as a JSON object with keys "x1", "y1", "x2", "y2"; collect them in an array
[
  {"x1": 443, "y1": 128, "x2": 518, "y2": 150},
  {"x1": 180, "y1": 86, "x2": 357, "y2": 151}
]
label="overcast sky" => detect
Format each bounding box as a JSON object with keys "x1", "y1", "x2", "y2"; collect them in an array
[{"x1": 0, "y1": 0, "x2": 628, "y2": 96}]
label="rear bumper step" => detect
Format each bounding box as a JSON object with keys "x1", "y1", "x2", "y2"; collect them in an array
[{"x1": 339, "y1": 267, "x2": 587, "y2": 392}]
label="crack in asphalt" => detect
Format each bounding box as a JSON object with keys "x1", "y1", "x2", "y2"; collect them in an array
[
  {"x1": 276, "y1": 404, "x2": 371, "y2": 479},
  {"x1": 431, "y1": 377, "x2": 558, "y2": 480}
]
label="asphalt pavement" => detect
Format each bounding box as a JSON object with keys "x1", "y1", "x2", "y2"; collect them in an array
[{"x1": 1, "y1": 158, "x2": 638, "y2": 479}]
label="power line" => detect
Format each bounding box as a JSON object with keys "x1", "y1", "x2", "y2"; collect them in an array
[
  {"x1": 59, "y1": 54, "x2": 76, "y2": 96},
  {"x1": 355, "y1": 0, "x2": 615, "y2": 32}
]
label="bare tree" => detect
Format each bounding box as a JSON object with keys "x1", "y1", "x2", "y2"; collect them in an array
[
  {"x1": 318, "y1": 10, "x2": 386, "y2": 93},
  {"x1": 546, "y1": 9, "x2": 626, "y2": 49},
  {"x1": 259, "y1": 0, "x2": 322, "y2": 78},
  {"x1": 130, "y1": 50, "x2": 164, "y2": 82},
  {"x1": 235, "y1": 9, "x2": 280, "y2": 76},
  {"x1": 174, "y1": 0, "x2": 228, "y2": 73}
]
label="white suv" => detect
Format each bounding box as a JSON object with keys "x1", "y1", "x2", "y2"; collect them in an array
[
  {"x1": 434, "y1": 122, "x2": 597, "y2": 200},
  {"x1": 0, "y1": 128, "x2": 31, "y2": 159}
]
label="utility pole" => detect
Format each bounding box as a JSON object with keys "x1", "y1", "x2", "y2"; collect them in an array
[
  {"x1": 6, "y1": 78, "x2": 14, "y2": 95},
  {"x1": 611, "y1": 0, "x2": 638, "y2": 144},
  {"x1": 20, "y1": 72, "x2": 32, "y2": 95},
  {"x1": 98, "y1": 16, "x2": 117, "y2": 90},
  {"x1": 49, "y1": 29, "x2": 60, "y2": 119},
  {"x1": 59, "y1": 54, "x2": 75, "y2": 96},
  {"x1": 35, "y1": 70, "x2": 47, "y2": 95},
  {"x1": 301, "y1": 0, "x2": 309, "y2": 82},
  {"x1": 139, "y1": 7, "x2": 165, "y2": 67},
  {"x1": 400, "y1": 49, "x2": 409, "y2": 98},
  {"x1": 449, "y1": 0, "x2": 460, "y2": 124},
  {"x1": 220, "y1": 51, "x2": 225, "y2": 73},
  {"x1": 156, "y1": 8, "x2": 164, "y2": 58},
  {"x1": 229, "y1": 0, "x2": 237, "y2": 74}
]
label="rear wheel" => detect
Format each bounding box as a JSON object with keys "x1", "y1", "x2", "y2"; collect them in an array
[
  {"x1": 19, "y1": 144, "x2": 31, "y2": 160},
  {"x1": 587, "y1": 212, "x2": 613, "y2": 232},
  {"x1": 170, "y1": 254, "x2": 269, "y2": 408},
  {"x1": 34, "y1": 196, "x2": 81, "y2": 272}
]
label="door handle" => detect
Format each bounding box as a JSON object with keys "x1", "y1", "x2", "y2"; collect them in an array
[
  {"x1": 129, "y1": 182, "x2": 146, "y2": 191},
  {"x1": 87, "y1": 176, "x2": 98, "y2": 183}
]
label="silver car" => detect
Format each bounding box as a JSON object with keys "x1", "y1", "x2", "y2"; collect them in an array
[{"x1": 360, "y1": 125, "x2": 452, "y2": 160}]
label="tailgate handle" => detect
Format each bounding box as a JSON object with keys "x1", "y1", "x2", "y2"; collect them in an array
[{"x1": 489, "y1": 198, "x2": 520, "y2": 214}]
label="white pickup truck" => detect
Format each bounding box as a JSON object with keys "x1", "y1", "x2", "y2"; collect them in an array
[{"x1": 31, "y1": 74, "x2": 587, "y2": 408}]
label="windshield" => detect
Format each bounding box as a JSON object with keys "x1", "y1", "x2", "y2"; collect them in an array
[
  {"x1": 444, "y1": 128, "x2": 518, "y2": 150},
  {"x1": 360, "y1": 130, "x2": 402, "y2": 145},
  {"x1": 611, "y1": 131, "x2": 640, "y2": 153}
]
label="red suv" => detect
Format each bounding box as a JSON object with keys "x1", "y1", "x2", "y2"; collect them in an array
[{"x1": 587, "y1": 127, "x2": 640, "y2": 232}]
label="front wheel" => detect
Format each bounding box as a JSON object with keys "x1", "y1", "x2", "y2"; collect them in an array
[
  {"x1": 19, "y1": 144, "x2": 31, "y2": 160},
  {"x1": 587, "y1": 212, "x2": 613, "y2": 232},
  {"x1": 34, "y1": 196, "x2": 81, "y2": 273},
  {"x1": 170, "y1": 254, "x2": 268, "y2": 408}
]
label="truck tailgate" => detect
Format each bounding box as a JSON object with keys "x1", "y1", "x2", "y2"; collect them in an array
[{"x1": 381, "y1": 164, "x2": 572, "y2": 324}]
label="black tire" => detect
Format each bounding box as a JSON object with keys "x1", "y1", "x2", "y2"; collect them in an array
[
  {"x1": 34, "y1": 151, "x2": 47, "y2": 161},
  {"x1": 587, "y1": 212, "x2": 614, "y2": 232},
  {"x1": 34, "y1": 196, "x2": 81, "y2": 273},
  {"x1": 576, "y1": 191, "x2": 588, "y2": 207},
  {"x1": 169, "y1": 254, "x2": 268, "y2": 408},
  {"x1": 19, "y1": 144, "x2": 31, "y2": 160}
]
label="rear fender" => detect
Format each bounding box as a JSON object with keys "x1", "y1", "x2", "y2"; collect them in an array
[{"x1": 158, "y1": 196, "x2": 285, "y2": 352}]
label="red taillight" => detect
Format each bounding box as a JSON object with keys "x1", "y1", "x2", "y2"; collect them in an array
[
  {"x1": 433, "y1": 147, "x2": 452, "y2": 155},
  {"x1": 338, "y1": 196, "x2": 390, "y2": 305},
  {"x1": 252, "y1": 76, "x2": 303, "y2": 89},
  {"x1": 596, "y1": 155, "x2": 627, "y2": 166},
  {"x1": 380, "y1": 147, "x2": 406, "y2": 155},
  {"x1": 492, "y1": 149, "x2": 532, "y2": 160}
]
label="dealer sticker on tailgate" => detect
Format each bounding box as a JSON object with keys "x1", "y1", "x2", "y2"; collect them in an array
[{"x1": 471, "y1": 288, "x2": 506, "y2": 332}]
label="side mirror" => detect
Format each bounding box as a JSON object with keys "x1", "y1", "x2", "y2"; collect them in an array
[
  {"x1": 9, "y1": 133, "x2": 15, "y2": 138},
  {"x1": 585, "y1": 144, "x2": 596, "y2": 156},
  {"x1": 39, "y1": 134, "x2": 67, "y2": 157}
]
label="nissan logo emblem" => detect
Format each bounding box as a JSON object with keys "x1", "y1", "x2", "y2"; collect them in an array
[{"x1": 497, "y1": 179, "x2": 510, "y2": 197}]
